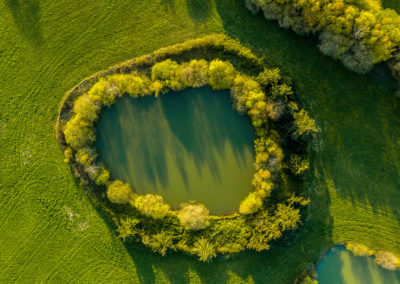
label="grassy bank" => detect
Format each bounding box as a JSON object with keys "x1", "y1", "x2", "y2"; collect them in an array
[{"x1": 1, "y1": 0, "x2": 400, "y2": 283}]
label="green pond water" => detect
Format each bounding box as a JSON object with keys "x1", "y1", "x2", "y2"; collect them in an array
[
  {"x1": 96, "y1": 87, "x2": 255, "y2": 215},
  {"x1": 317, "y1": 246, "x2": 400, "y2": 284}
]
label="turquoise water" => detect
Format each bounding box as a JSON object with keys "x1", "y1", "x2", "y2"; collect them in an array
[
  {"x1": 317, "y1": 246, "x2": 400, "y2": 284},
  {"x1": 96, "y1": 87, "x2": 255, "y2": 215}
]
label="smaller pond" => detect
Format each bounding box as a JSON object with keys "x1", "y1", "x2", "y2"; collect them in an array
[
  {"x1": 96, "y1": 87, "x2": 255, "y2": 215},
  {"x1": 317, "y1": 246, "x2": 400, "y2": 284}
]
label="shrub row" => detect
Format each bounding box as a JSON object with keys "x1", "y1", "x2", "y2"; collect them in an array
[{"x1": 245, "y1": 0, "x2": 400, "y2": 81}]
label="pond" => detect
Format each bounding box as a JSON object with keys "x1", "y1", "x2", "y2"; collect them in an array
[
  {"x1": 96, "y1": 87, "x2": 255, "y2": 215},
  {"x1": 317, "y1": 246, "x2": 400, "y2": 284}
]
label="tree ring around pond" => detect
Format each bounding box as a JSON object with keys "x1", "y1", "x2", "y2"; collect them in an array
[{"x1": 56, "y1": 35, "x2": 315, "y2": 261}]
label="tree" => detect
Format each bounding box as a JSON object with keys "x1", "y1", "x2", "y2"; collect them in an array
[
  {"x1": 107, "y1": 180, "x2": 134, "y2": 205},
  {"x1": 180, "y1": 59, "x2": 209, "y2": 87},
  {"x1": 148, "y1": 231, "x2": 174, "y2": 256},
  {"x1": 117, "y1": 218, "x2": 140, "y2": 241},
  {"x1": 208, "y1": 59, "x2": 236, "y2": 90},
  {"x1": 134, "y1": 194, "x2": 170, "y2": 219},
  {"x1": 193, "y1": 238, "x2": 216, "y2": 262},
  {"x1": 257, "y1": 67, "x2": 281, "y2": 86},
  {"x1": 239, "y1": 192, "x2": 263, "y2": 214},
  {"x1": 178, "y1": 202, "x2": 209, "y2": 230},
  {"x1": 293, "y1": 109, "x2": 318, "y2": 136}
]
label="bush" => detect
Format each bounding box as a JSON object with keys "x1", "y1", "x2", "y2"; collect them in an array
[
  {"x1": 151, "y1": 59, "x2": 183, "y2": 91},
  {"x1": 257, "y1": 67, "x2": 281, "y2": 86},
  {"x1": 239, "y1": 192, "x2": 263, "y2": 214},
  {"x1": 134, "y1": 194, "x2": 170, "y2": 219},
  {"x1": 208, "y1": 59, "x2": 236, "y2": 90},
  {"x1": 87, "y1": 79, "x2": 118, "y2": 106},
  {"x1": 72, "y1": 94, "x2": 100, "y2": 123},
  {"x1": 63, "y1": 114, "x2": 96, "y2": 150},
  {"x1": 193, "y1": 238, "x2": 216, "y2": 262},
  {"x1": 293, "y1": 109, "x2": 318, "y2": 136},
  {"x1": 375, "y1": 251, "x2": 400, "y2": 270},
  {"x1": 178, "y1": 202, "x2": 210, "y2": 230},
  {"x1": 107, "y1": 180, "x2": 134, "y2": 205},
  {"x1": 180, "y1": 59, "x2": 209, "y2": 87}
]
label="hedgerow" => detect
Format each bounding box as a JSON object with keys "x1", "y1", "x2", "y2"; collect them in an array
[
  {"x1": 57, "y1": 35, "x2": 316, "y2": 261},
  {"x1": 245, "y1": 0, "x2": 400, "y2": 84}
]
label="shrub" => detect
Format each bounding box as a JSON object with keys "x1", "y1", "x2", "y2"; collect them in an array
[
  {"x1": 293, "y1": 109, "x2": 318, "y2": 136},
  {"x1": 107, "y1": 180, "x2": 134, "y2": 205},
  {"x1": 239, "y1": 192, "x2": 263, "y2": 214},
  {"x1": 95, "y1": 167, "x2": 110, "y2": 186},
  {"x1": 178, "y1": 202, "x2": 210, "y2": 230},
  {"x1": 147, "y1": 231, "x2": 174, "y2": 256},
  {"x1": 72, "y1": 94, "x2": 100, "y2": 123},
  {"x1": 345, "y1": 242, "x2": 373, "y2": 256},
  {"x1": 193, "y1": 238, "x2": 216, "y2": 262},
  {"x1": 87, "y1": 79, "x2": 118, "y2": 106},
  {"x1": 180, "y1": 59, "x2": 209, "y2": 87},
  {"x1": 117, "y1": 218, "x2": 140, "y2": 241},
  {"x1": 208, "y1": 59, "x2": 236, "y2": 90},
  {"x1": 134, "y1": 194, "x2": 170, "y2": 219},
  {"x1": 290, "y1": 154, "x2": 310, "y2": 175},
  {"x1": 257, "y1": 68, "x2": 281, "y2": 86},
  {"x1": 375, "y1": 251, "x2": 400, "y2": 270},
  {"x1": 151, "y1": 59, "x2": 183, "y2": 91},
  {"x1": 63, "y1": 114, "x2": 96, "y2": 150}
]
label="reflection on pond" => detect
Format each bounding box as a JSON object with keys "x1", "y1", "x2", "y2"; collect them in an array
[
  {"x1": 96, "y1": 87, "x2": 255, "y2": 214},
  {"x1": 317, "y1": 246, "x2": 400, "y2": 284}
]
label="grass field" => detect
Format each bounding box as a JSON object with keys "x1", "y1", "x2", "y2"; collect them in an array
[{"x1": 1, "y1": 0, "x2": 400, "y2": 283}]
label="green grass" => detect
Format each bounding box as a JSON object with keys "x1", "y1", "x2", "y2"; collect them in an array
[{"x1": 1, "y1": 0, "x2": 400, "y2": 283}]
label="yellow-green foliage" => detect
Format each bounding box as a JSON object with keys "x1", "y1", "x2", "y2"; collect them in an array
[
  {"x1": 72, "y1": 94, "x2": 100, "y2": 123},
  {"x1": 208, "y1": 59, "x2": 236, "y2": 90},
  {"x1": 257, "y1": 67, "x2": 281, "y2": 86},
  {"x1": 63, "y1": 147, "x2": 73, "y2": 163},
  {"x1": 375, "y1": 251, "x2": 400, "y2": 270},
  {"x1": 63, "y1": 114, "x2": 96, "y2": 150},
  {"x1": 146, "y1": 231, "x2": 174, "y2": 256},
  {"x1": 107, "y1": 180, "x2": 134, "y2": 205},
  {"x1": 239, "y1": 192, "x2": 263, "y2": 214},
  {"x1": 151, "y1": 59, "x2": 183, "y2": 91},
  {"x1": 193, "y1": 238, "x2": 216, "y2": 262},
  {"x1": 117, "y1": 218, "x2": 140, "y2": 241},
  {"x1": 134, "y1": 194, "x2": 170, "y2": 219},
  {"x1": 180, "y1": 59, "x2": 209, "y2": 87},
  {"x1": 294, "y1": 109, "x2": 318, "y2": 136},
  {"x1": 246, "y1": 0, "x2": 400, "y2": 73},
  {"x1": 178, "y1": 202, "x2": 210, "y2": 230},
  {"x1": 75, "y1": 147, "x2": 97, "y2": 168},
  {"x1": 290, "y1": 154, "x2": 310, "y2": 175},
  {"x1": 95, "y1": 167, "x2": 110, "y2": 186},
  {"x1": 345, "y1": 242, "x2": 373, "y2": 256},
  {"x1": 87, "y1": 79, "x2": 118, "y2": 106},
  {"x1": 106, "y1": 73, "x2": 152, "y2": 98}
]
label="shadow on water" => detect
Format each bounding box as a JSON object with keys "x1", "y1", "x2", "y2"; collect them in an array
[
  {"x1": 214, "y1": 0, "x2": 400, "y2": 221},
  {"x1": 160, "y1": 87, "x2": 253, "y2": 183},
  {"x1": 5, "y1": 0, "x2": 43, "y2": 46},
  {"x1": 96, "y1": 87, "x2": 255, "y2": 214},
  {"x1": 317, "y1": 246, "x2": 400, "y2": 283},
  {"x1": 186, "y1": 0, "x2": 212, "y2": 22}
]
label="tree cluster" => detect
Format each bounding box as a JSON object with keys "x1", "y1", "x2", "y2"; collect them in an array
[
  {"x1": 245, "y1": 0, "x2": 400, "y2": 74},
  {"x1": 61, "y1": 47, "x2": 315, "y2": 261}
]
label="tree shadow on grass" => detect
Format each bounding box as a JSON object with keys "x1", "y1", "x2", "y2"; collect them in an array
[
  {"x1": 5, "y1": 0, "x2": 43, "y2": 46},
  {"x1": 186, "y1": 0, "x2": 212, "y2": 22},
  {"x1": 214, "y1": 0, "x2": 400, "y2": 223}
]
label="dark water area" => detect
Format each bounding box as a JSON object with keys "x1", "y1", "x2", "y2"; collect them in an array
[
  {"x1": 96, "y1": 87, "x2": 255, "y2": 215},
  {"x1": 317, "y1": 246, "x2": 400, "y2": 284}
]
